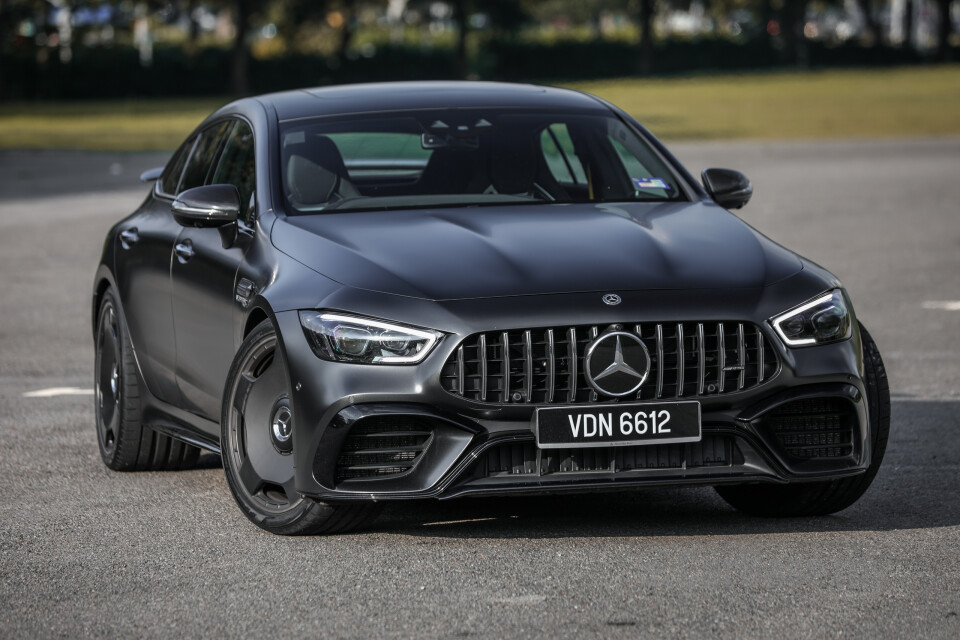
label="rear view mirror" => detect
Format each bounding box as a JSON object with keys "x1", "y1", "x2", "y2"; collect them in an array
[
  {"x1": 172, "y1": 184, "x2": 241, "y2": 227},
  {"x1": 701, "y1": 168, "x2": 753, "y2": 210}
]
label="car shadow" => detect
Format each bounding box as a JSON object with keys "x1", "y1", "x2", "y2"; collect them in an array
[{"x1": 372, "y1": 399, "x2": 960, "y2": 538}]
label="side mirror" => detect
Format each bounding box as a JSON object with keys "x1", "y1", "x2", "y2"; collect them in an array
[
  {"x1": 701, "y1": 168, "x2": 753, "y2": 210},
  {"x1": 172, "y1": 184, "x2": 241, "y2": 227},
  {"x1": 140, "y1": 167, "x2": 164, "y2": 182}
]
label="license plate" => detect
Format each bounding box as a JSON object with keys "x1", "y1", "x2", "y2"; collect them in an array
[{"x1": 534, "y1": 401, "x2": 702, "y2": 449}]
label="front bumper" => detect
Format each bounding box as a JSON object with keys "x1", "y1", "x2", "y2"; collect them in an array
[{"x1": 275, "y1": 285, "x2": 870, "y2": 503}]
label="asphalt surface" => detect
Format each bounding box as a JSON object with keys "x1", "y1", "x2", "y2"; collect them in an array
[{"x1": 1, "y1": 139, "x2": 959, "y2": 639}]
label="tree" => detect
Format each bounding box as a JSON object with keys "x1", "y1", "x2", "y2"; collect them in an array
[
  {"x1": 779, "y1": 0, "x2": 808, "y2": 67},
  {"x1": 637, "y1": 0, "x2": 655, "y2": 75},
  {"x1": 853, "y1": 0, "x2": 883, "y2": 44},
  {"x1": 409, "y1": 0, "x2": 529, "y2": 79},
  {"x1": 230, "y1": 0, "x2": 254, "y2": 94},
  {"x1": 935, "y1": 0, "x2": 956, "y2": 60},
  {"x1": 903, "y1": 0, "x2": 914, "y2": 48}
]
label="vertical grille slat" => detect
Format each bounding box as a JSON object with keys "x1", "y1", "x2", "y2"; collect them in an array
[
  {"x1": 737, "y1": 323, "x2": 746, "y2": 391},
  {"x1": 524, "y1": 330, "x2": 533, "y2": 404},
  {"x1": 479, "y1": 333, "x2": 488, "y2": 402},
  {"x1": 443, "y1": 321, "x2": 778, "y2": 405},
  {"x1": 655, "y1": 323, "x2": 664, "y2": 399},
  {"x1": 589, "y1": 326, "x2": 599, "y2": 402},
  {"x1": 676, "y1": 323, "x2": 685, "y2": 398},
  {"x1": 717, "y1": 322, "x2": 726, "y2": 393},
  {"x1": 757, "y1": 328, "x2": 765, "y2": 383},
  {"x1": 697, "y1": 323, "x2": 706, "y2": 395},
  {"x1": 634, "y1": 324, "x2": 643, "y2": 400},
  {"x1": 457, "y1": 345, "x2": 465, "y2": 396},
  {"x1": 546, "y1": 329, "x2": 556, "y2": 403},
  {"x1": 501, "y1": 331, "x2": 510, "y2": 402}
]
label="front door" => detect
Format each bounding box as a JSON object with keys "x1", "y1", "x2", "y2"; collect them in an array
[{"x1": 171, "y1": 119, "x2": 257, "y2": 423}]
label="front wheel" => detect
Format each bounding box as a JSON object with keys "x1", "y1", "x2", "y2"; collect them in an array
[
  {"x1": 715, "y1": 323, "x2": 890, "y2": 517},
  {"x1": 221, "y1": 319, "x2": 381, "y2": 535}
]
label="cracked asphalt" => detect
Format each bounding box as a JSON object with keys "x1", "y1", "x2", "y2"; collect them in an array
[{"x1": 1, "y1": 138, "x2": 959, "y2": 638}]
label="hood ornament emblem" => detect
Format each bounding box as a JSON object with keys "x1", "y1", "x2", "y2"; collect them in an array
[{"x1": 602, "y1": 293, "x2": 621, "y2": 306}]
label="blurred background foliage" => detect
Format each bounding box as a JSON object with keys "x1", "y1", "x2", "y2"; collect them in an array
[{"x1": 1, "y1": 0, "x2": 958, "y2": 99}]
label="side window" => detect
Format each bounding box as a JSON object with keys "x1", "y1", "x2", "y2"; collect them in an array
[
  {"x1": 540, "y1": 123, "x2": 587, "y2": 186},
  {"x1": 212, "y1": 120, "x2": 256, "y2": 223},
  {"x1": 158, "y1": 138, "x2": 195, "y2": 196},
  {"x1": 178, "y1": 121, "x2": 231, "y2": 193}
]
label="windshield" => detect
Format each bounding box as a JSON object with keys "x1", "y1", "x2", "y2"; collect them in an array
[{"x1": 279, "y1": 109, "x2": 686, "y2": 214}]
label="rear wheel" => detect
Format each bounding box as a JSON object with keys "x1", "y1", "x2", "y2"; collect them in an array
[
  {"x1": 220, "y1": 319, "x2": 381, "y2": 535},
  {"x1": 95, "y1": 287, "x2": 201, "y2": 471},
  {"x1": 715, "y1": 323, "x2": 890, "y2": 516}
]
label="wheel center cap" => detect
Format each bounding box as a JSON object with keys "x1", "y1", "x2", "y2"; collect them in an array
[
  {"x1": 270, "y1": 401, "x2": 293, "y2": 454},
  {"x1": 272, "y1": 407, "x2": 292, "y2": 442}
]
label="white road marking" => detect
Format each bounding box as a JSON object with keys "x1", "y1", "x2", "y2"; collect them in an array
[
  {"x1": 422, "y1": 517, "x2": 499, "y2": 526},
  {"x1": 922, "y1": 300, "x2": 960, "y2": 310},
  {"x1": 490, "y1": 595, "x2": 547, "y2": 606},
  {"x1": 22, "y1": 387, "x2": 94, "y2": 398}
]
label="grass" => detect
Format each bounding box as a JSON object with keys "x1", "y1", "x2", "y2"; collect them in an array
[
  {"x1": 0, "y1": 98, "x2": 226, "y2": 152},
  {"x1": 569, "y1": 65, "x2": 960, "y2": 141},
  {"x1": 1, "y1": 65, "x2": 959, "y2": 151}
]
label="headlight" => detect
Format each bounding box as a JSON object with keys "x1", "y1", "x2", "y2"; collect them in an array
[
  {"x1": 299, "y1": 311, "x2": 442, "y2": 364},
  {"x1": 770, "y1": 290, "x2": 852, "y2": 347}
]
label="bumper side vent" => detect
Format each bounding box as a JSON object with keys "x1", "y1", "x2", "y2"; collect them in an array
[
  {"x1": 335, "y1": 417, "x2": 434, "y2": 483},
  {"x1": 765, "y1": 397, "x2": 856, "y2": 460}
]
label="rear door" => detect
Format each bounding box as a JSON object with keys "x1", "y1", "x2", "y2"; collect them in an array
[
  {"x1": 113, "y1": 137, "x2": 194, "y2": 404},
  {"x1": 170, "y1": 119, "x2": 257, "y2": 422}
]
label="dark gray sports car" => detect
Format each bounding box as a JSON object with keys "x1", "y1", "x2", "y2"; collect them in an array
[{"x1": 93, "y1": 81, "x2": 889, "y2": 535}]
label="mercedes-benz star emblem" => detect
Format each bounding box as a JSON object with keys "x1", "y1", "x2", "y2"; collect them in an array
[
  {"x1": 584, "y1": 331, "x2": 650, "y2": 397},
  {"x1": 602, "y1": 293, "x2": 621, "y2": 306},
  {"x1": 271, "y1": 404, "x2": 293, "y2": 454}
]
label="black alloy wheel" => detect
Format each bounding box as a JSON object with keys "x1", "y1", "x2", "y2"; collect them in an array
[
  {"x1": 95, "y1": 288, "x2": 201, "y2": 471},
  {"x1": 96, "y1": 296, "x2": 123, "y2": 461},
  {"x1": 221, "y1": 319, "x2": 381, "y2": 535}
]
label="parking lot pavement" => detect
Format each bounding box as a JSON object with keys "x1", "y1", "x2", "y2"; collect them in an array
[{"x1": 1, "y1": 139, "x2": 958, "y2": 639}]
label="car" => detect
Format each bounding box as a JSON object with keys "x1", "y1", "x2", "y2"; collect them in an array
[{"x1": 93, "y1": 81, "x2": 889, "y2": 535}]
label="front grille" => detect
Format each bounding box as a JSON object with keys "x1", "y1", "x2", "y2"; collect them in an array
[
  {"x1": 765, "y1": 398, "x2": 855, "y2": 459},
  {"x1": 335, "y1": 417, "x2": 434, "y2": 482},
  {"x1": 476, "y1": 434, "x2": 741, "y2": 477},
  {"x1": 441, "y1": 322, "x2": 778, "y2": 404}
]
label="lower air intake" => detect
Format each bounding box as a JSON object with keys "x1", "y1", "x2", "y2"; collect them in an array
[
  {"x1": 335, "y1": 417, "x2": 434, "y2": 483},
  {"x1": 765, "y1": 397, "x2": 856, "y2": 460},
  {"x1": 477, "y1": 434, "x2": 741, "y2": 477}
]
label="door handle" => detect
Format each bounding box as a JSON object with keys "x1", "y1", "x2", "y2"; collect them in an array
[
  {"x1": 119, "y1": 228, "x2": 139, "y2": 249},
  {"x1": 174, "y1": 240, "x2": 195, "y2": 263}
]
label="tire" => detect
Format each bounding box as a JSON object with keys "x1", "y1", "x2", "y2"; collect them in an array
[
  {"x1": 715, "y1": 323, "x2": 890, "y2": 517},
  {"x1": 220, "y1": 319, "x2": 381, "y2": 535},
  {"x1": 95, "y1": 287, "x2": 202, "y2": 471}
]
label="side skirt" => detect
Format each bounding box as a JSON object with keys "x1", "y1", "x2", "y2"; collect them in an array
[{"x1": 140, "y1": 389, "x2": 222, "y2": 454}]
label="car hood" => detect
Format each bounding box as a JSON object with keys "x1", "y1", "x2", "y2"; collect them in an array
[{"x1": 272, "y1": 201, "x2": 803, "y2": 301}]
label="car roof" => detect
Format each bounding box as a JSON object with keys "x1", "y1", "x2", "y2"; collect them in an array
[{"x1": 241, "y1": 81, "x2": 611, "y2": 122}]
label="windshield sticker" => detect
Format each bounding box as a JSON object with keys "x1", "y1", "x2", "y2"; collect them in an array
[{"x1": 633, "y1": 177, "x2": 671, "y2": 190}]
